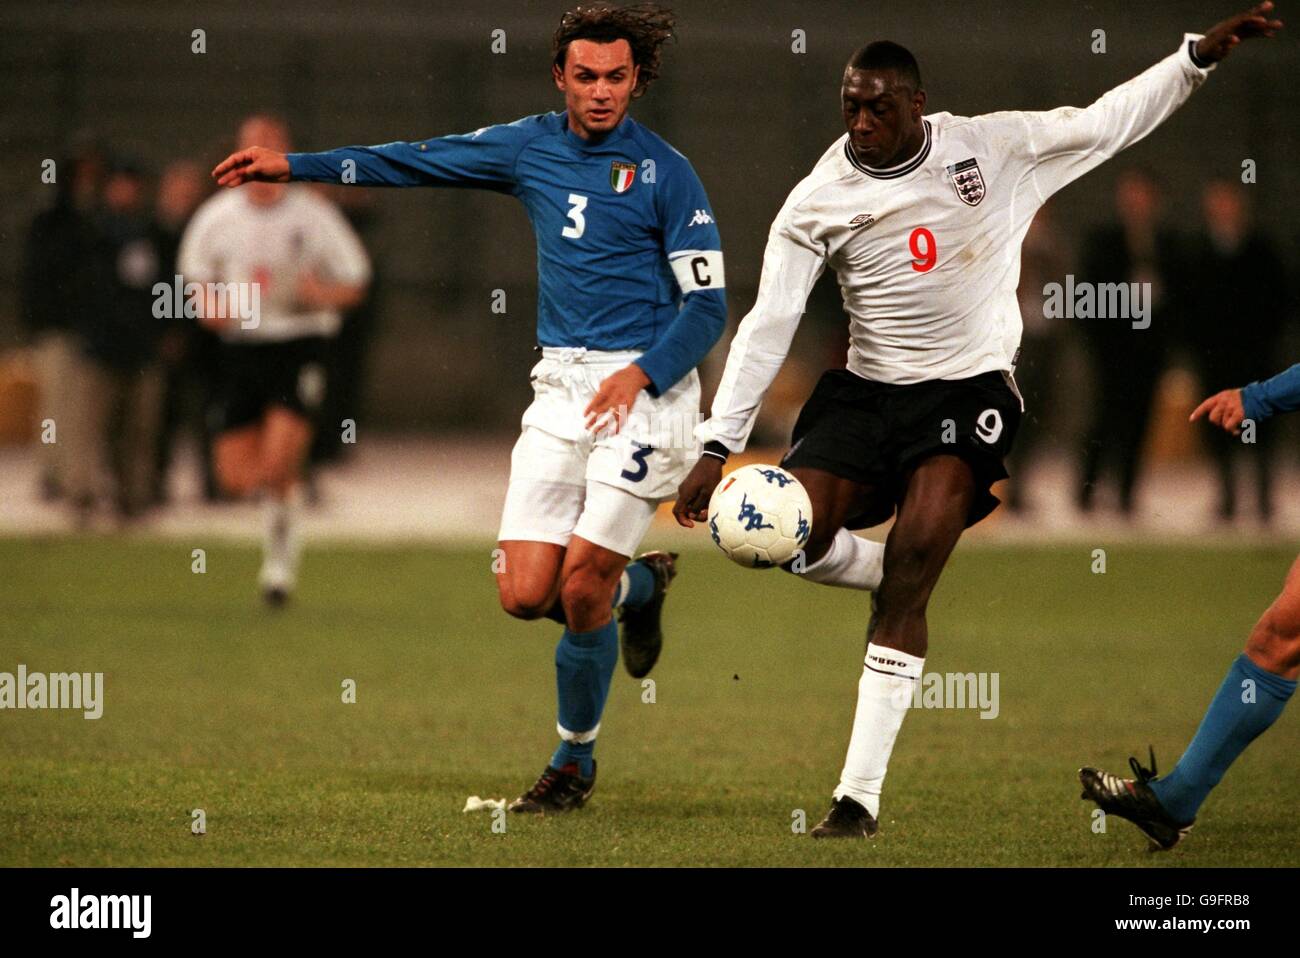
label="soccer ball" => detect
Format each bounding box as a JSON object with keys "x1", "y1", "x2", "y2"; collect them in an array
[{"x1": 707, "y1": 464, "x2": 813, "y2": 568}]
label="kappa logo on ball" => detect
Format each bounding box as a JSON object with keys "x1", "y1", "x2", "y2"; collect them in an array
[{"x1": 946, "y1": 157, "x2": 986, "y2": 206}]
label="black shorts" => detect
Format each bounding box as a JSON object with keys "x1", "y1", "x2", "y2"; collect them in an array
[
  {"x1": 208, "y1": 337, "x2": 329, "y2": 435},
  {"x1": 780, "y1": 369, "x2": 1022, "y2": 529}
]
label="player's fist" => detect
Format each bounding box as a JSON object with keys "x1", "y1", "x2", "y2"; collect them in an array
[
  {"x1": 1190, "y1": 387, "x2": 1248, "y2": 435},
  {"x1": 1196, "y1": 1, "x2": 1284, "y2": 63},
  {"x1": 673, "y1": 455, "x2": 722, "y2": 528},
  {"x1": 211, "y1": 146, "x2": 291, "y2": 188}
]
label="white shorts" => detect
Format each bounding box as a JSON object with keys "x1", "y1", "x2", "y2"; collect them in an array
[{"x1": 497, "y1": 347, "x2": 702, "y2": 557}]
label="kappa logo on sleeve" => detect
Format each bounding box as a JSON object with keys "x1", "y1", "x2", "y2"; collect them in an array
[{"x1": 687, "y1": 209, "x2": 714, "y2": 227}]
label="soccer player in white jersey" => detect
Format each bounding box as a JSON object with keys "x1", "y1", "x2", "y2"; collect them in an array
[
  {"x1": 675, "y1": 3, "x2": 1282, "y2": 838},
  {"x1": 180, "y1": 115, "x2": 371, "y2": 605}
]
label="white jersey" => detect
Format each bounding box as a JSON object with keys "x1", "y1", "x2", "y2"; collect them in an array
[
  {"x1": 698, "y1": 35, "x2": 1213, "y2": 453},
  {"x1": 177, "y1": 186, "x2": 371, "y2": 343}
]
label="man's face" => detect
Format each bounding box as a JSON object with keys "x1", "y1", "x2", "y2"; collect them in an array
[
  {"x1": 103, "y1": 172, "x2": 144, "y2": 214},
  {"x1": 1116, "y1": 174, "x2": 1159, "y2": 225},
  {"x1": 1203, "y1": 181, "x2": 1246, "y2": 232},
  {"x1": 842, "y1": 68, "x2": 925, "y2": 168},
  {"x1": 553, "y1": 38, "x2": 639, "y2": 138}
]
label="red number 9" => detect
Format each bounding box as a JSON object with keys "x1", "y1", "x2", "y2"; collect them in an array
[{"x1": 909, "y1": 227, "x2": 937, "y2": 272}]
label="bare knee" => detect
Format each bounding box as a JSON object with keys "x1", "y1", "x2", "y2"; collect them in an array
[
  {"x1": 216, "y1": 459, "x2": 257, "y2": 498},
  {"x1": 498, "y1": 575, "x2": 558, "y2": 621},
  {"x1": 560, "y1": 564, "x2": 616, "y2": 631},
  {"x1": 1246, "y1": 608, "x2": 1300, "y2": 674}
]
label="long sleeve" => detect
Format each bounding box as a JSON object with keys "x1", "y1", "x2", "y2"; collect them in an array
[
  {"x1": 695, "y1": 203, "x2": 827, "y2": 453},
  {"x1": 286, "y1": 115, "x2": 547, "y2": 193},
  {"x1": 1242, "y1": 363, "x2": 1300, "y2": 423},
  {"x1": 635, "y1": 156, "x2": 727, "y2": 395},
  {"x1": 1018, "y1": 34, "x2": 1214, "y2": 204}
]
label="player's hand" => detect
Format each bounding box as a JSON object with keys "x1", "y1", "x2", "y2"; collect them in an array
[
  {"x1": 584, "y1": 363, "x2": 651, "y2": 435},
  {"x1": 1190, "y1": 388, "x2": 1248, "y2": 435},
  {"x1": 212, "y1": 146, "x2": 291, "y2": 187},
  {"x1": 673, "y1": 455, "x2": 723, "y2": 528},
  {"x1": 1196, "y1": 1, "x2": 1284, "y2": 63}
]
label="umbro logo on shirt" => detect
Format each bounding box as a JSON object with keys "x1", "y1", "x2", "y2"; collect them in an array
[
  {"x1": 848, "y1": 213, "x2": 876, "y2": 231},
  {"x1": 688, "y1": 209, "x2": 714, "y2": 226}
]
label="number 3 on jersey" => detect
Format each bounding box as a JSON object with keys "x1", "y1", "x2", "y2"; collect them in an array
[
  {"x1": 563, "y1": 193, "x2": 587, "y2": 239},
  {"x1": 620, "y1": 442, "x2": 653, "y2": 483}
]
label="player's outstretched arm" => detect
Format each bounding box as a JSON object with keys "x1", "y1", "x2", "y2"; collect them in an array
[
  {"x1": 1194, "y1": 362, "x2": 1300, "y2": 433},
  {"x1": 1190, "y1": 388, "x2": 1248, "y2": 435},
  {"x1": 212, "y1": 147, "x2": 290, "y2": 187},
  {"x1": 1011, "y1": 3, "x2": 1282, "y2": 205},
  {"x1": 1193, "y1": 1, "x2": 1283, "y2": 64}
]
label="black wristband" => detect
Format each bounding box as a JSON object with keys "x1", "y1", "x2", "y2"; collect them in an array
[
  {"x1": 702, "y1": 441, "x2": 730, "y2": 462},
  {"x1": 1187, "y1": 38, "x2": 1212, "y2": 69}
]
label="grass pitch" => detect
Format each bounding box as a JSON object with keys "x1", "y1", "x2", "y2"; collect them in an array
[{"x1": 2, "y1": 535, "x2": 1297, "y2": 867}]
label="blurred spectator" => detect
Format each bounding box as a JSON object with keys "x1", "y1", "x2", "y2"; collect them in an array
[
  {"x1": 1075, "y1": 169, "x2": 1183, "y2": 517},
  {"x1": 65, "y1": 157, "x2": 169, "y2": 519},
  {"x1": 308, "y1": 184, "x2": 381, "y2": 478},
  {"x1": 1185, "y1": 178, "x2": 1289, "y2": 522},
  {"x1": 19, "y1": 140, "x2": 105, "y2": 500},
  {"x1": 152, "y1": 159, "x2": 219, "y2": 502},
  {"x1": 1006, "y1": 204, "x2": 1070, "y2": 513}
]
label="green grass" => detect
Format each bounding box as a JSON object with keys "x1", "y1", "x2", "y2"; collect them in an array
[{"x1": 1, "y1": 535, "x2": 1297, "y2": 866}]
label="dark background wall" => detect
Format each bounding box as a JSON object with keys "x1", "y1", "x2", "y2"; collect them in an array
[{"x1": 2, "y1": 0, "x2": 1296, "y2": 430}]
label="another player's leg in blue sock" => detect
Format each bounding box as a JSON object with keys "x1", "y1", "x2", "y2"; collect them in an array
[
  {"x1": 542, "y1": 558, "x2": 654, "y2": 623},
  {"x1": 551, "y1": 619, "x2": 619, "y2": 777},
  {"x1": 1150, "y1": 653, "x2": 1296, "y2": 823},
  {"x1": 612, "y1": 559, "x2": 656, "y2": 611}
]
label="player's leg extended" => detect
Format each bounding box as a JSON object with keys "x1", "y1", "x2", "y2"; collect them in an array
[
  {"x1": 1082, "y1": 555, "x2": 1300, "y2": 848},
  {"x1": 495, "y1": 540, "x2": 566, "y2": 620},
  {"x1": 507, "y1": 534, "x2": 629, "y2": 815},
  {"x1": 213, "y1": 424, "x2": 263, "y2": 498},
  {"x1": 786, "y1": 466, "x2": 885, "y2": 591},
  {"x1": 255, "y1": 405, "x2": 314, "y2": 603},
  {"x1": 814, "y1": 455, "x2": 975, "y2": 838}
]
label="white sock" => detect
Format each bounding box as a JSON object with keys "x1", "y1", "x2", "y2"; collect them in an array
[
  {"x1": 795, "y1": 528, "x2": 884, "y2": 590},
  {"x1": 612, "y1": 569, "x2": 631, "y2": 610},
  {"x1": 259, "y1": 488, "x2": 302, "y2": 589},
  {"x1": 832, "y1": 642, "x2": 925, "y2": 819}
]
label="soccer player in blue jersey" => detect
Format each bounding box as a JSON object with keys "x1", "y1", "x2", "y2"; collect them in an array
[
  {"x1": 1081, "y1": 362, "x2": 1300, "y2": 849},
  {"x1": 211, "y1": 4, "x2": 726, "y2": 813}
]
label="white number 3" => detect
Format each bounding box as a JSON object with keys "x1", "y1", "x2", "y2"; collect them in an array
[
  {"x1": 562, "y1": 193, "x2": 587, "y2": 239},
  {"x1": 975, "y1": 408, "x2": 1003, "y2": 444}
]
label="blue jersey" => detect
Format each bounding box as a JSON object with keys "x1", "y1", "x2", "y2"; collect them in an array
[
  {"x1": 286, "y1": 112, "x2": 726, "y2": 395},
  {"x1": 1243, "y1": 362, "x2": 1300, "y2": 423}
]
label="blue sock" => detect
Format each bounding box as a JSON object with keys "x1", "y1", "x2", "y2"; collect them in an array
[
  {"x1": 1150, "y1": 654, "x2": 1295, "y2": 823},
  {"x1": 613, "y1": 559, "x2": 656, "y2": 611},
  {"x1": 550, "y1": 620, "x2": 619, "y2": 777}
]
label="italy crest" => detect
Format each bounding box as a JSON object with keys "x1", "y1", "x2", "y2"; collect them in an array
[
  {"x1": 945, "y1": 157, "x2": 986, "y2": 207},
  {"x1": 610, "y1": 161, "x2": 636, "y2": 194}
]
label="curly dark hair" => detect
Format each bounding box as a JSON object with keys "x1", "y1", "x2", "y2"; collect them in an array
[{"x1": 552, "y1": 3, "x2": 676, "y2": 98}]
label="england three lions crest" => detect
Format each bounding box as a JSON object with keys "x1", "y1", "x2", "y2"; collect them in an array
[
  {"x1": 946, "y1": 157, "x2": 986, "y2": 206},
  {"x1": 610, "y1": 161, "x2": 636, "y2": 194}
]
